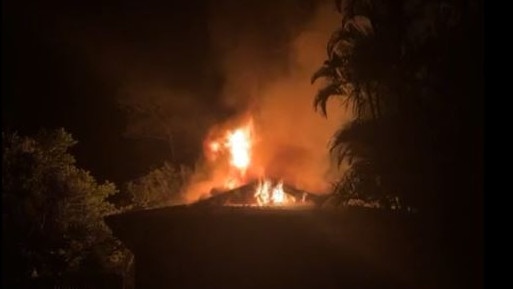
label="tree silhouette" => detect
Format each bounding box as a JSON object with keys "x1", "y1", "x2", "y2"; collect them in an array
[
  {"x1": 313, "y1": 0, "x2": 483, "y2": 214},
  {"x1": 124, "y1": 162, "x2": 192, "y2": 209},
  {"x1": 2, "y1": 129, "x2": 131, "y2": 286}
]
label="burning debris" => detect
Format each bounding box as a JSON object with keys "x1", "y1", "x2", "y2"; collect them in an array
[{"x1": 192, "y1": 179, "x2": 324, "y2": 208}]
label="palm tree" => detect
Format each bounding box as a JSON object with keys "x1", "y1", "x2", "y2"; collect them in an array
[{"x1": 313, "y1": 0, "x2": 482, "y2": 213}]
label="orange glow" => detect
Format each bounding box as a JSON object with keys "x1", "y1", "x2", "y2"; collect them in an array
[
  {"x1": 185, "y1": 112, "x2": 332, "y2": 206},
  {"x1": 205, "y1": 119, "x2": 254, "y2": 190},
  {"x1": 203, "y1": 118, "x2": 300, "y2": 206},
  {"x1": 254, "y1": 179, "x2": 295, "y2": 206},
  {"x1": 205, "y1": 118, "x2": 310, "y2": 206},
  {"x1": 139, "y1": 3, "x2": 351, "y2": 204},
  {"x1": 210, "y1": 141, "x2": 220, "y2": 153},
  {"x1": 254, "y1": 179, "x2": 271, "y2": 205},
  {"x1": 271, "y1": 181, "x2": 286, "y2": 204},
  {"x1": 224, "y1": 178, "x2": 239, "y2": 190},
  {"x1": 226, "y1": 127, "x2": 251, "y2": 171}
]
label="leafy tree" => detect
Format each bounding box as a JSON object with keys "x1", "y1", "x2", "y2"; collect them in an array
[
  {"x1": 313, "y1": 0, "x2": 482, "y2": 213},
  {"x1": 2, "y1": 128, "x2": 131, "y2": 286},
  {"x1": 125, "y1": 162, "x2": 191, "y2": 209}
]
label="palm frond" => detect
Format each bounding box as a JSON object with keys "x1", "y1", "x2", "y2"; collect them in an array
[
  {"x1": 329, "y1": 119, "x2": 376, "y2": 164},
  {"x1": 327, "y1": 28, "x2": 346, "y2": 58},
  {"x1": 311, "y1": 62, "x2": 335, "y2": 84},
  {"x1": 313, "y1": 82, "x2": 343, "y2": 117}
]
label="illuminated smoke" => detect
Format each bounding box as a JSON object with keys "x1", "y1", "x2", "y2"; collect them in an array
[{"x1": 182, "y1": 1, "x2": 352, "y2": 203}]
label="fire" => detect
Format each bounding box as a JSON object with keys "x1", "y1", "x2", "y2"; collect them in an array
[
  {"x1": 254, "y1": 179, "x2": 295, "y2": 206},
  {"x1": 204, "y1": 117, "x2": 300, "y2": 206},
  {"x1": 254, "y1": 179, "x2": 271, "y2": 205},
  {"x1": 209, "y1": 141, "x2": 220, "y2": 153},
  {"x1": 226, "y1": 127, "x2": 251, "y2": 171},
  {"x1": 224, "y1": 178, "x2": 239, "y2": 190},
  {"x1": 206, "y1": 119, "x2": 254, "y2": 190},
  {"x1": 271, "y1": 182, "x2": 286, "y2": 204}
]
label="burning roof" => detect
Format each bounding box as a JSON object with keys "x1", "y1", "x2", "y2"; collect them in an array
[
  {"x1": 192, "y1": 179, "x2": 326, "y2": 208},
  {"x1": 182, "y1": 113, "x2": 337, "y2": 204}
]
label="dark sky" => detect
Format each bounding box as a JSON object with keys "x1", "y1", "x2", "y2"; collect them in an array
[{"x1": 2, "y1": 0, "x2": 318, "y2": 184}]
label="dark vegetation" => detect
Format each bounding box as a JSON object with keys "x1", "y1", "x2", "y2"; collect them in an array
[
  {"x1": 312, "y1": 1, "x2": 483, "y2": 286},
  {"x1": 313, "y1": 0, "x2": 483, "y2": 218},
  {"x1": 2, "y1": 129, "x2": 186, "y2": 287}
]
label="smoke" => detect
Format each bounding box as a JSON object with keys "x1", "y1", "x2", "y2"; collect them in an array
[
  {"x1": 183, "y1": 0, "x2": 353, "y2": 202},
  {"x1": 12, "y1": 0, "x2": 352, "y2": 196},
  {"x1": 69, "y1": 0, "x2": 352, "y2": 202}
]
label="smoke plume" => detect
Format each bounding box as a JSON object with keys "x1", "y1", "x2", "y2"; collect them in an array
[{"x1": 183, "y1": 0, "x2": 352, "y2": 202}]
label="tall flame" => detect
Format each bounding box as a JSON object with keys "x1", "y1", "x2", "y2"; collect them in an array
[
  {"x1": 226, "y1": 127, "x2": 251, "y2": 172},
  {"x1": 204, "y1": 118, "x2": 299, "y2": 206},
  {"x1": 206, "y1": 119, "x2": 254, "y2": 190}
]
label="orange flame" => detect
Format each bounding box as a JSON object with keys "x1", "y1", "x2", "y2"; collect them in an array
[
  {"x1": 254, "y1": 179, "x2": 295, "y2": 206},
  {"x1": 206, "y1": 119, "x2": 254, "y2": 190},
  {"x1": 271, "y1": 181, "x2": 286, "y2": 204},
  {"x1": 226, "y1": 126, "x2": 252, "y2": 172},
  {"x1": 204, "y1": 118, "x2": 301, "y2": 206}
]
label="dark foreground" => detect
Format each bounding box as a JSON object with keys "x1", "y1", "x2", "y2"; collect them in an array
[{"x1": 106, "y1": 205, "x2": 482, "y2": 289}]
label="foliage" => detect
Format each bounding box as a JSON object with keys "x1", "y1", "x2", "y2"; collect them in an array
[
  {"x1": 314, "y1": 0, "x2": 482, "y2": 212},
  {"x1": 125, "y1": 162, "x2": 192, "y2": 209},
  {"x1": 2, "y1": 129, "x2": 131, "y2": 285}
]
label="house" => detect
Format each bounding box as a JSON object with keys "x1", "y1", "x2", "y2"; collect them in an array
[{"x1": 106, "y1": 195, "x2": 423, "y2": 289}]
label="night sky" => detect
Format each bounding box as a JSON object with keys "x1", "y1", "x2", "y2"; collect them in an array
[{"x1": 2, "y1": 0, "x2": 317, "y2": 184}]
